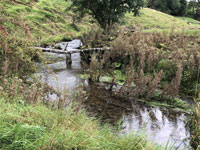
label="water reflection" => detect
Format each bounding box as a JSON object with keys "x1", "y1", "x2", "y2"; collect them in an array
[
  {"x1": 122, "y1": 107, "x2": 190, "y2": 149},
  {"x1": 84, "y1": 83, "x2": 191, "y2": 149}
]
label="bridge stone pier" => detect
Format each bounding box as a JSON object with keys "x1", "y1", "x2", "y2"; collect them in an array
[{"x1": 66, "y1": 53, "x2": 72, "y2": 65}]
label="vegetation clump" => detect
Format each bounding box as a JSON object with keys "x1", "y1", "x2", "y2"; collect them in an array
[
  {"x1": 88, "y1": 30, "x2": 200, "y2": 100},
  {"x1": 191, "y1": 97, "x2": 200, "y2": 149},
  {"x1": 85, "y1": 29, "x2": 200, "y2": 149},
  {"x1": 0, "y1": 27, "x2": 39, "y2": 77}
]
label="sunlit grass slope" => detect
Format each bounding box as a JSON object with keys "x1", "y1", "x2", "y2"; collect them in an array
[
  {"x1": 125, "y1": 8, "x2": 200, "y2": 34},
  {"x1": 0, "y1": 0, "x2": 93, "y2": 45}
]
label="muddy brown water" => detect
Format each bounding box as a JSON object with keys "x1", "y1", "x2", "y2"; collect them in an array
[{"x1": 37, "y1": 40, "x2": 191, "y2": 150}]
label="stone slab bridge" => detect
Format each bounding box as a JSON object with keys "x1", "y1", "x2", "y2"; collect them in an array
[{"x1": 33, "y1": 47, "x2": 110, "y2": 65}]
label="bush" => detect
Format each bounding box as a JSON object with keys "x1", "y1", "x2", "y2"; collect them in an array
[{"x1": 0, "y1": 33, "x2": 41, "y2": 77}]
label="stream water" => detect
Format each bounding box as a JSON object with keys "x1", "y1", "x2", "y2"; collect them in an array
[{"x1": 38, "y1": 40, "x2": 191, "y2": 150}]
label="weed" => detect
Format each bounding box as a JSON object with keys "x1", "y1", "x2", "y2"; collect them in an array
[
  {"x1": 89, "y1": 30, "x2": 200, "y2": 99},
  {"x1": 191, "y1": 97, "x2": 200, "y2": 149}
]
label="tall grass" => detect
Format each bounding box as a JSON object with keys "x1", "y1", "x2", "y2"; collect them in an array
[
  {"x1": 191, "y1": 98, "x2": 200, "y2": 149},
  {"x1": 0, "y1": 97, "x2": 162, "y2": 150}
]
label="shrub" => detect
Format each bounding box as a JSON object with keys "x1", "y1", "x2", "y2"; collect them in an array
[{"x1": 0, "y1": 17, "x2": 42, "y2": 77}]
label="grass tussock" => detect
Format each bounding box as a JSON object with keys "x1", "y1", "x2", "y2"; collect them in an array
[{"x1": 0, "y1": 24, "x2": 41, "y2": 77}]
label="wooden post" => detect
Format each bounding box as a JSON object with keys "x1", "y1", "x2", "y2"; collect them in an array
[{"x1": 66, "y1": 53, "x2": 72, "y2": 65}]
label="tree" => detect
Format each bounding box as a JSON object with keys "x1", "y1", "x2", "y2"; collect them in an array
[
  {"x1": 188, "y1": 0, "x2": 197, "y2": 16},
  {"x1": 130, "y1": 0, "x2": 145, "y2": 16},
  {"x1": 147, "y1": 0, "x2": 183, "y2": 16},
  {"x1": 69, "y1": 0, "x2": 144, "y2": 31},
  {"x1": 147, "y1": 0, "x2": 168, "y2": 13},
  {"x1": 188, "y1": 0, "x2": 200, "y2": 20},
  {"x1": 167, "y1": 0, "x2": 181, "y2": 15},
  {"x1": 196, "y1": 0, "x2": 200, "y2": 19},
  {"x1": 179, "y1": 0, "x2": 187, "y2": 16}
]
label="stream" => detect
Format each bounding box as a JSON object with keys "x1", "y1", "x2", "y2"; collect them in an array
[{"x1": 37, "y1": 39, "x2": 191, "y2": 150}]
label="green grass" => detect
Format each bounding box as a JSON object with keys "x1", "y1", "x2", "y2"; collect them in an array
[
  {"x1": 177, "y1": 17, "x2": 200, "y2": 25},
  {"x1": 0, "y1": 0, "x2": 94, "y2": 45},
  {"x1": 124, "y1": 8, "x2": 200, "y2": 33},
  {"x1": 1, "y1": 1, "x2": 200, "y2": 46},
  {"x1": 0, "y1": 97, "x2": 162, "y2": 150}
]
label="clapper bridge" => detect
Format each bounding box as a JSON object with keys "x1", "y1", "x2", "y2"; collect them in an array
[{"x1": 33, "y1": 47, "x2": 110, "y2": 65}]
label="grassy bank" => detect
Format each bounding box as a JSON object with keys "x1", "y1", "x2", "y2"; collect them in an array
[
  {"x1": 0, "y1": 0, "x2": 94, "y2": 45},
  {"x1": 0, "y1": 97, "x2": 162, "y2": 150}
]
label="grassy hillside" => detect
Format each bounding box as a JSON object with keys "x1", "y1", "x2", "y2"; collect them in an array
[
  {"x1": 0, "y1": 0, "x2": 94, "y2": 45},
  {"x1": 125, "y1": 8, "x2": 200, "y2": 34}
]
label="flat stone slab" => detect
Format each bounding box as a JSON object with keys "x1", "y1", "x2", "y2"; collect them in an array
[{"x1": 33, "y1": 47, "x2": 110, "y2": 54}]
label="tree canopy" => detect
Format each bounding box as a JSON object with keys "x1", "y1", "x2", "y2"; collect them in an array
[
  {"x1": 147, "y1": 0, "x2": 187, "y2": 16},
  {"x1": 69, "y1": 0, "x2": 144, "y2": 31}
]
